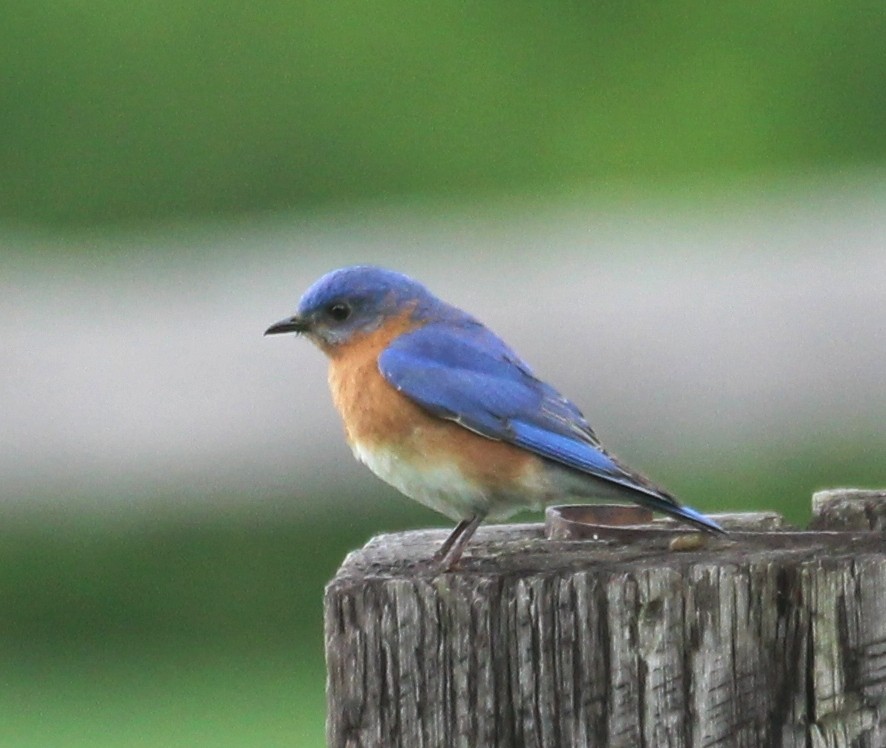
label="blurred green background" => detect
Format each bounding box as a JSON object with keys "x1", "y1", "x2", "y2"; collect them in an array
[
  {"x1": 4, "y1": 1, "x2": 885, "y2": 227},
  {"x1": 3, "y1": 2, "x2": 885, "y2": 746}
]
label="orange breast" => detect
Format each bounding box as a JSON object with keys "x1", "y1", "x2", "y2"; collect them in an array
[
  {"x1": 326, "y1": 315, "x2": 539, "y2": 492},
  {"x1": 326, "y1": 312, "x2": 423, "y2": 446}
]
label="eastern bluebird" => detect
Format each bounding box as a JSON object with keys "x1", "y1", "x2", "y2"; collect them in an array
[{"x1": 266, "y1": 265, "x2": 723, "y2": 569}]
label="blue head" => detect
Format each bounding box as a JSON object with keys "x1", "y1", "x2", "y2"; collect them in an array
[{"x1": 265, "y1": 265, "x2": 446, "y2": 350}]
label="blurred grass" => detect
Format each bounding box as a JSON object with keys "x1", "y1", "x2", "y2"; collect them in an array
[
  {"x1": 1, "y1": 442, "x2": 883, "y2": 746},
  {"x1": 2, "y1": 1, "x2": 884, "y2": 227},
  {"x1": 0, "y1": 646, "x2": 325, "y2": 747},
  {"x1": 0, "y1": 508, "x2": 377, "y2": 748}
]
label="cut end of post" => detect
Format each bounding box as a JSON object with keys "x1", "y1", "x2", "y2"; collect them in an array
[{"x1": 810, "y1": 488, "x2": 886, "y2": 531}]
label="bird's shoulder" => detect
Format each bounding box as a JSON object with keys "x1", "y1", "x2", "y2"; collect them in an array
[{"x1": 381, "y1": 316, "x2": 536, "y2": 380}]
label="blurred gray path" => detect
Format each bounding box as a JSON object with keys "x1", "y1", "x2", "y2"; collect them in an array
[{"x1": 3, "y1": 177, "x2": 885, "y2": 508}]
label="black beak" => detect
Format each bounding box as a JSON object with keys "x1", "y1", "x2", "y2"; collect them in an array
[{"x1": 264, "y1": 315, "x2": 308, "y2": 336}]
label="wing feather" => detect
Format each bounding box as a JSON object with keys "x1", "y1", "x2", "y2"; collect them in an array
[{"x1": 380, "y1": 324, "x2": 626, "y2": 481}]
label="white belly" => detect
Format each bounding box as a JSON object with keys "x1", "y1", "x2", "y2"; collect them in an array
[{"x1": 351, "y1": 441, "x2": 493, "y2": 521}]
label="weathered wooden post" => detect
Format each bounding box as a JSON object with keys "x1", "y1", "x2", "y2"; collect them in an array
[{"x1": 325, "y1": 489, "x2": 886, "y2": 747}]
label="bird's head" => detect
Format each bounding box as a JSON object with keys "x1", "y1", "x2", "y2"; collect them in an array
[{"x1": 265, "y1": 265, "x2": 438, "y2": 352}]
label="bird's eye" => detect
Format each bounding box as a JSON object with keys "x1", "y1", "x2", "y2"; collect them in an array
[{"x1": 326, "y1": 302, "x2": 351, "y2": 322}]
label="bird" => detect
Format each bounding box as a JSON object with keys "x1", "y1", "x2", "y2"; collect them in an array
[{"x1": 265, "y1": 265, "x2": 723, "y2": 570}]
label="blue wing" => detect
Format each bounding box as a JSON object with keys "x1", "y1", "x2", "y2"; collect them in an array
[{"x1": 378, "y1": 322, "x2": 723, "y2": 533}]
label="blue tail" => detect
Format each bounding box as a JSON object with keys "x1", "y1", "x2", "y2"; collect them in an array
[{"x1": 639, "y1": 494, "x2": 725, "y2": 534}]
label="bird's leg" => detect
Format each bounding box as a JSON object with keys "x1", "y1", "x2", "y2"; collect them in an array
[
  {"x1": 433, "y1": 518, "x2": 472, "y2": 562},
  {"x1": 434, "y1": 515, "x2": 484, "y2": 571}
]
